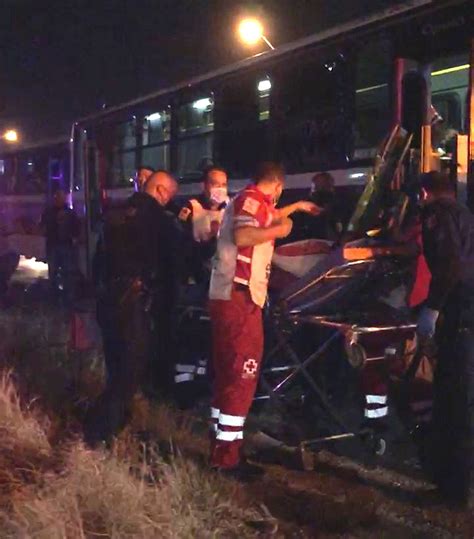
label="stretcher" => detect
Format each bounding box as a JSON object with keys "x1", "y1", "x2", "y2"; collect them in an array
[{"x1": 255, "y1": 254, "x2": 420, "y2": 455}]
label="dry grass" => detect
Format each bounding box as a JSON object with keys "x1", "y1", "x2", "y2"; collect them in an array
[{"x1": 0, "y1": 372, "x2": 261, "y2": 538}]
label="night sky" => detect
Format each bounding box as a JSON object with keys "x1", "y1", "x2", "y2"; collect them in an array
[{"x1": 0, "y1": 0, "x2": 400, "y2": 143}]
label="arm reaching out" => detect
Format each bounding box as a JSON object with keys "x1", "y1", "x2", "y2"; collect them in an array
[
  {"x1": 234, "y1": 217, "x2": 293, "y2": 247},
  {"x1": 276, "y1": 200, "x2": 321, "y2": 220}
]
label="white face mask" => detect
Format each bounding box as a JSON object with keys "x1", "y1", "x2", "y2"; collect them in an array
[{"x1": 209, "y1": 186, "x2": 228, "y2": 206}]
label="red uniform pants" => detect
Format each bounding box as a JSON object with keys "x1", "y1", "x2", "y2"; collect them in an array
[{"x1": 209, "y1": 287, "x2": 264, "y2": 468}]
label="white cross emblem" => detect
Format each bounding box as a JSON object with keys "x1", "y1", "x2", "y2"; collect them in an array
[{"x1": 242, "y1": 358, "x2": 258, "y2": 379}]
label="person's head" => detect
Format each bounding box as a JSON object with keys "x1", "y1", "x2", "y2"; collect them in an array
[
  {"x1": 53, "y1": 188, "x2": 67, "y2": 208},
  {"x1": 310, "y1": 172, "x2": 336, "y2": 207},
  {"x1": 202, "y1": 166, "x2": 228, "y2": 206},
  {"x1": 144, "y1": 170, "x2": 178, "y2": 206},
  {"x1": 254, "y1": 162, "x2": 285, "y2": 204},
  {"x1": 311, "y1": 172, "x2": 335, "y2": 194},
  {"x1": 135, "y1": 166, "x2": 154, "y2": 191},
  {"x1": 420, "y1": 170, "x2": 455, "y2": 204}
]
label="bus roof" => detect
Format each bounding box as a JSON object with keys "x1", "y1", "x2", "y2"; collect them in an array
[
  {"x1": 75, "y1": 0, "x2": 449, "y2": 126},
  {"x1": 0, "y1": 135, "x2": 68, "y2": 156}
]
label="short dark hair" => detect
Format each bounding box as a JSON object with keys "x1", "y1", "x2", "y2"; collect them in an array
[
  {"x1": 254, "y1": 162, "x2": 285, "y2": 184},
  {"x1": 137, "y1": 165, "x2": 155, "y2": 173},
  {"x1": 420, "y1": 171, "x2": 454, "y2": 195},
  {"x1": 201, "y1": 165, "x2": 227, "y2": 183},
  {"x1": 311, "y1": 172, "x2": 335, "y2": 189}
]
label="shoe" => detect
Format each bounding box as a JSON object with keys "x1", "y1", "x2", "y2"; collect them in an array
[{"x1": 213, "y1": 460, "x2": 265, "y2": 483}]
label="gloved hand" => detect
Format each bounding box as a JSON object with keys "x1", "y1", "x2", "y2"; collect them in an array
[{"x1": 416, "y1": 307, "x2": 440, "y2": 339}]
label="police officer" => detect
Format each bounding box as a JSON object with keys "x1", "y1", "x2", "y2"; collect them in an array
[
  {"x1": 178, "y1": 166, "x2": 229, "y2": 286},
  {"x1": 417, "y1": 171, "x2": 474, "y2": 507},
  {"x1": 85, "y1": 170, "x2": 179, "y2": 446}
]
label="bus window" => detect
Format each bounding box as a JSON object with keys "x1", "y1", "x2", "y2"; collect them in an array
[
  {"x1": 117, "y1": 119, "x2": 136, "y2": 150},
  {"x1": 258, "y1": 78, "x2": 271, "y2": 121},
  {"x1": 177, "y1": 96, "x2": 214, "y2": 179},
  {"x1": 141, "y1": 145, "x2": 170, "y2": 171},
  {"x1": 111, "y1": 150, "x2": 136, "y2": 187},
  {"x1": 141, "y1": 109, "x2": 171, "y2": 171},
  {"x1": 178, "y1": 97, "x2": 214, "y2": 136},
  {"x1": 430, "y1": 54, "x2": 469, "y2": 157},
  {"x1": 142, "y1": 109, "x2": 171, "y2": 145},
  {"x1": 214, "y1": 75, "x2": 269, "y2": 178},
  {"x1": 274, "y1": 52, "x2": 350, "y2": 172},
  {"x1": 354, "y1": 39, "x2": 391, "y2": 158},
  {"x1": 108, "y1": 119, "x2": 138, "y2": 187}
]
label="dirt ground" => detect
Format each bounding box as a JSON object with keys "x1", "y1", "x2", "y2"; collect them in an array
[{"x1": 1, "y1": 277, "x2": 474, "y2": 538}]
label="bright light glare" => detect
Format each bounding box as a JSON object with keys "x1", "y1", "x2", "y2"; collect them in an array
[
  {"x1": 350, "y1": 173, "x2": 366, "y2": 179},
  {"x1": 258, "y1": 79, "x2": 272, "y2": 93},
  {"x1": 238, "y1": 18, "x2": 264, "y2": 46},
  {"x1": 192, "y1": 98, "x2": 213, "y2": 111},
  {"x1": 146, "y1": 112, "x2": 162, "y2": 121},
  {"x1": 3, "y1": 129, "x2": 18, "y2": 142}
]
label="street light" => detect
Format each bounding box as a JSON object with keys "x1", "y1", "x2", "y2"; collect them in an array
[
  {"x1": 2, "y1": 129, "x2": 19, "y2": 143},
  {"x1": 238, "y1": 18, "x2": 274, "y2": 51}
]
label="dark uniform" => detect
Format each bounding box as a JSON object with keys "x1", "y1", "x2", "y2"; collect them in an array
[
  {"x1": 40, "y1": 203, "x2": 79, "y2": 296},
  {"x1": 86, "y1": 192, "x2": 181, "y2": 445},
  {"x1": 422, "y1": 196, "x2": 474, "y2": 504},
  {"x1": 286, "y1": 191, "x2": 344, "y2": 243}
]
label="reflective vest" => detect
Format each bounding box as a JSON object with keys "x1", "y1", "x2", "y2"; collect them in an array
[
  {"x1": 189, "y1": 199, "x2": 226, "y2": 243},
  {"x1": 209, "y1": 185, "x2": 274, "y2": 308}
]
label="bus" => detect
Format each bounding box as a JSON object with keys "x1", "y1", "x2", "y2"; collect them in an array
[{"x1": 1, "y1": 0, "x2": 472, "y2": 278}]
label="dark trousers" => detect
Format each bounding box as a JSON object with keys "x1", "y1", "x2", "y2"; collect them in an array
[
  {"x1": 431, "y1": 291, "x2": 474, "y2": 501},
  {"x1": 47, "y1": 244, "x2": 77, "y2": 299},
  {"x1": 85, "y1": 281, "x2": 152, "y2": 444},
  {"x1": 0, "y1": 252, "x2": 19, "y2": 297}
]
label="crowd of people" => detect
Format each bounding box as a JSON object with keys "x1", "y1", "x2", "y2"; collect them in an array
[{"x1": 33, "y1": 162, "x2": 474, "y2": 506}]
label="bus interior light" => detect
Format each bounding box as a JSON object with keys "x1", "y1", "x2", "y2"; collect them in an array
[
  {"x1": 431, "y1": 64, "x2": 469, "y2": 77},
  {"x1": 258, "y1": 79, "x2": 272, "y2": 93},
  {"x1": 350, "y1": 172, "x2": 366, "y2": 179},
  {"x1": 192, "y1": 98, "x2": 213, "y2": 111},
  {"x1": 146, "y1": 112, "x2": 162, "y2": 121}
]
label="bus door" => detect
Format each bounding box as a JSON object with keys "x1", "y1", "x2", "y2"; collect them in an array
[{"x1": 84, "y1": 140, "x2": 102, "y2": 280}]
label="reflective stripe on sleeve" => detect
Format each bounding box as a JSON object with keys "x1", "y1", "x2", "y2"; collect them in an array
[
  {"x1": 175, "y1": 364, "x2": 197, "y2": 373},
  {"x1": 216, "y1": 430, "x2": 244, "y2": 442},
  {"x1": 234, "y1": 277, "x2": 249, "y2": 286},
  {"x1": 219, "y1": 413, "x2": 246, "y2": 427},
  {"x1": 364, "y1": 406, "x2": 388, "y2": 419},
  {"x1": 210, "y1": 407, "x2": 220, "y2": 419},
  {"x1": 237, "y1": 254, "x2": 252, "y2": 264},
  {"x1": 175, "y1": 373, "x2": 194, "y2": 383},
  {"x1": 234, "y1": 216, "x2": 259, "y2": 227},
  {"x1": 365, "y1": 395, "x2": 388, "y2": 405}
]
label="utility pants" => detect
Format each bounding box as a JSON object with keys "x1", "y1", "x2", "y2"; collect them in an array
[
  {"x1": 85, "y1": 279, "x2": 151, "y2": 445},
  {"x1": 209, "y1": 287, "x2": 264, "y2": 469},
  {"x1": 431, "y1": 292, "x2": 474, "y2": 501}
]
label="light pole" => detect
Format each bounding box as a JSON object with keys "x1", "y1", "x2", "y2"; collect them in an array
[{"x1": 237, "y1": 18, "x2": 275, "y2": 51}]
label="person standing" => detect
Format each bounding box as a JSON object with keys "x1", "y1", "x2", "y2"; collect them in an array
[
  {"x1": 86, "y1": 170, "x2": 179, "y2": 446},
  {"x1": 417, "y1": 171, "x2": 474, "y2": 507},
  {"x1": 208, "y1": 162, "x2": 319, "y2": 479},
  {"x1": 40, "y1": 189, "x2": 80, "y2": 299},
  {"x1": 178, "y1": 166, "x2": 229, "y2": 286}
]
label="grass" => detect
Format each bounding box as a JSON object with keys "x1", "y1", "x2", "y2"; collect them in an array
[{"x1": 0, "y1": 301, "x2": 265, "y2": 538}]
